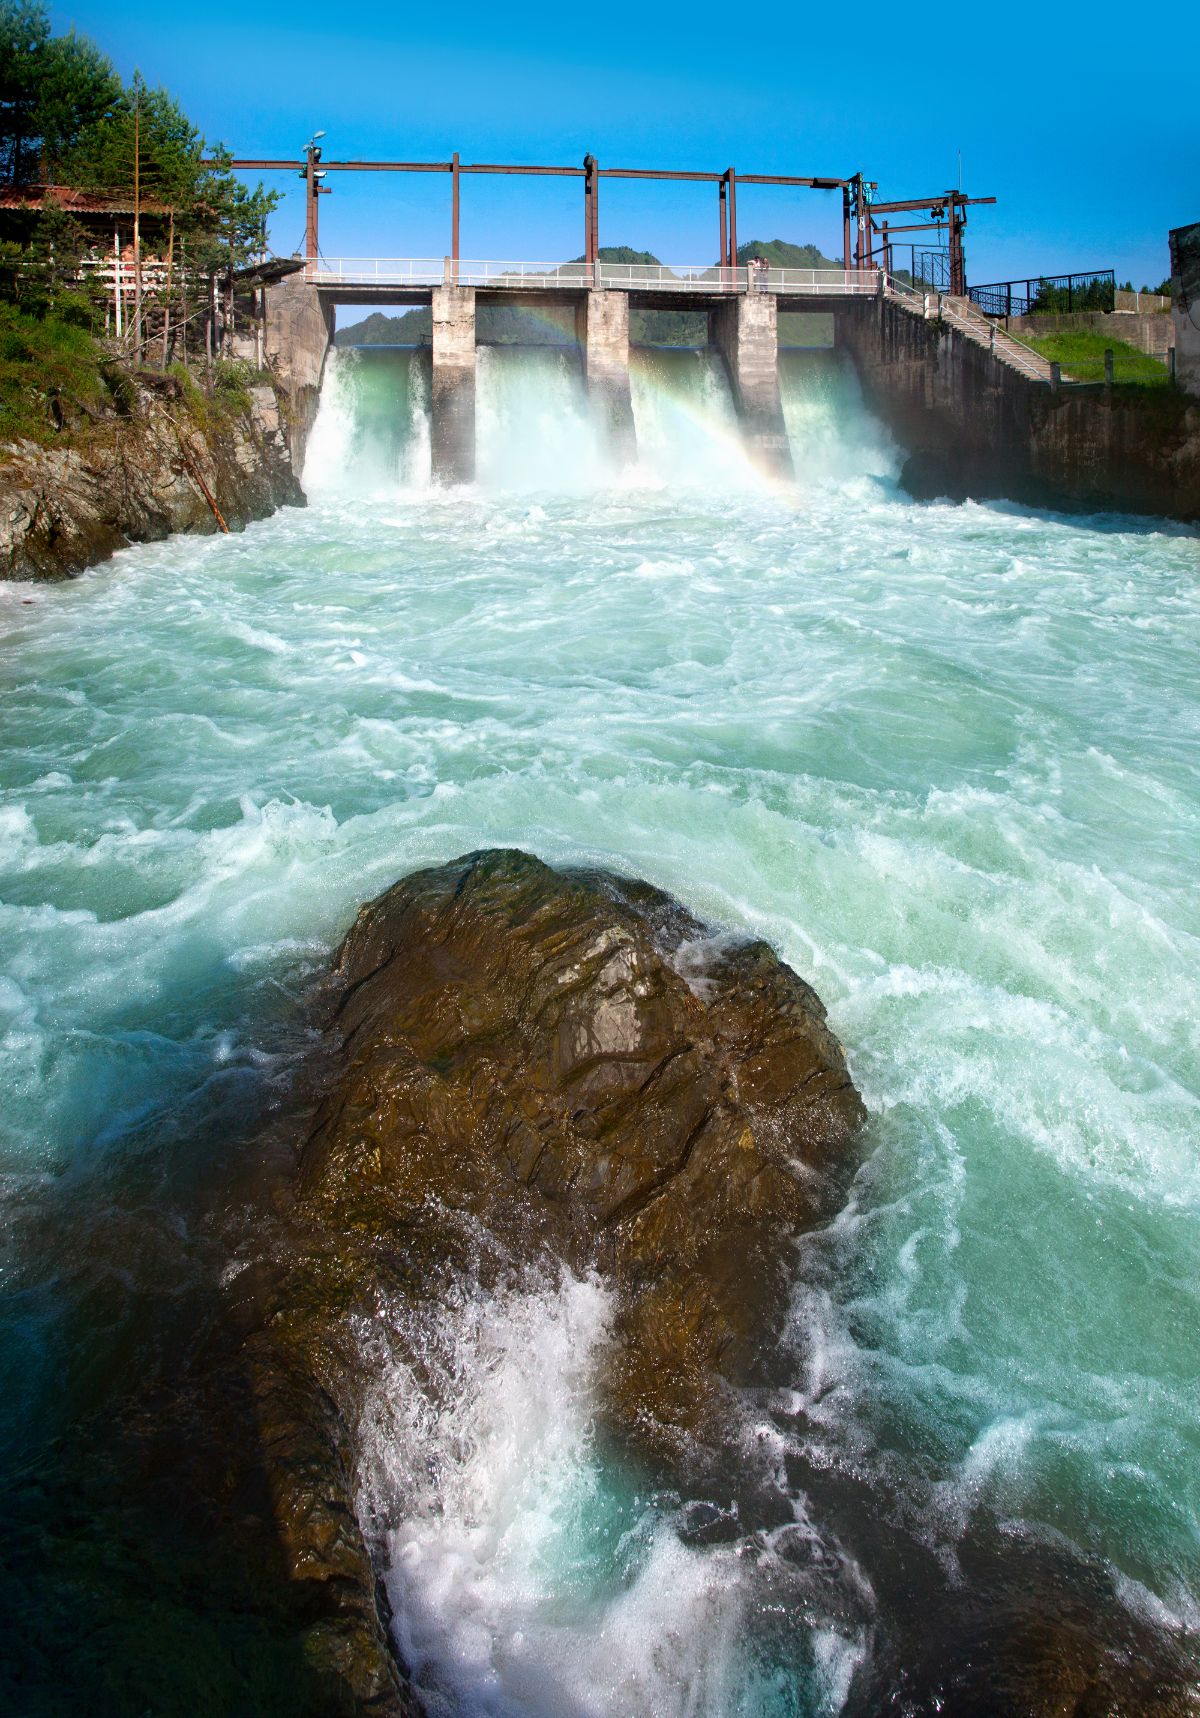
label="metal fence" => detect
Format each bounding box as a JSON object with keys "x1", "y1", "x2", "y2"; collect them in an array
[
  {"x1": 305, "y1": 258, "x2": 882, "y2": 296},
  {"x1": 968, "y1": 270, "x2": 1115, "y2": 318}
]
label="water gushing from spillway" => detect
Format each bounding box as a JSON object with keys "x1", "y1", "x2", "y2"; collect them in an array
[
  {"x1": 2, "y1": 335, "x2": 1198, "y2": 1710},
  {"x1": 306, "y1": 341, "x2": 896, "y2": 496}
]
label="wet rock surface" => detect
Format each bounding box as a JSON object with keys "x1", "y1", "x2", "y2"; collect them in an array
[{"x1": 300, "y1": 848, "x2": 866, "y2": 1449}]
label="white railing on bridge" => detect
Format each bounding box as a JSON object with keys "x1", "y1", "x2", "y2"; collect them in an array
[
  {"x1": 765, "y1": 267, "x2": 880, "y2": 296},
  {"x1": 309, "y1": 258, "x2": 447, "y2": 286},
  {"x1": 595, "y1": 262, "x2": 737, "y2": 292},
  {"x1": 306, "y1": 258, "x2": 885, "y2": 296}
]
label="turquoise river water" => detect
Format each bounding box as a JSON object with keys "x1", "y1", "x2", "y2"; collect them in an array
[{"x1": 1, "y1": 343, "x2": 1198, "y2": 1713}]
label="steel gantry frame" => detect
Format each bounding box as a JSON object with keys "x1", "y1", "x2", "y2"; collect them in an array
[
  {"x1": 226, "y1": 150, "x2": 995, "y2": 293},
  {"x1": 225, "y1": 150, "x2": 858, "y2": 273},
  {"x1": 863, "y1": 191, "x2": 997, "y2": 297}
]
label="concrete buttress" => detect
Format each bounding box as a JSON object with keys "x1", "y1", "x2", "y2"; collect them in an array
[
  {"x1": 431, "y1": 286, "x2": 476, "y2": 484},
  {"x1": 577, "y1": 290, "x2": 636, "y2": 464},
  {"x1": 262, "y1": 279, "x2": 333, "y2": 476},
  {"x1": 710, "y1": 294, "x2": 793, "y2": 479}
]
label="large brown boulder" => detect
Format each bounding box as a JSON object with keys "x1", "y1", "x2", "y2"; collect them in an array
[{"x1": 298, "y1": 847, "x2": 865, "y2": 1456}]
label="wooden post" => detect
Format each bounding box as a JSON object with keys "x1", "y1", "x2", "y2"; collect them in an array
[
  {"x1": 451, "y1": 150, "x2": 460, "y2": 277},
  {"x1": 132, "y1": 97, "x2": 143, "y2": 356},
  {"x1": 160, "y1": 208, "x2": 174, "y2": 369},
  {"x1": 113, "y1": 227, "x2": 123, "y2": 339},
  {"x1": 1104, "y1": 347, "x2": 1114, "y2": 387}
]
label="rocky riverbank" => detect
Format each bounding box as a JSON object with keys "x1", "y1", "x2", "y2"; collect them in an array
[{"x1": 0, "y1": 367, "x2": 304, "y2": 581}]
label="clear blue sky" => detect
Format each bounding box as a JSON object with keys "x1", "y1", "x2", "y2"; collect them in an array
[{"x1": 52, "y1": 0, "x2": 1198, "y2": 288}]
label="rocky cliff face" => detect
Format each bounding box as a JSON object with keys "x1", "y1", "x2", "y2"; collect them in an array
[{"x1": 0, "y1": 371, "x2": 304, "y2": 581}]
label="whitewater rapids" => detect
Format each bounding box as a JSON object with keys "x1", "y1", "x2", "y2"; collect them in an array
[{"x1": 1, "y1": 339, "x2": 1198, "y2": 1713}]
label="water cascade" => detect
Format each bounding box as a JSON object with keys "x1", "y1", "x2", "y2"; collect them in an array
[
  {"x1": 2, "y1": 327, "x2": 1198, "y2": 1713},
  {"x1": 475, "y1": 346, "x2": 606, "y2": 490},
  {"x1": 306, "y1": 345, "x2": 432, "y2": 495}
]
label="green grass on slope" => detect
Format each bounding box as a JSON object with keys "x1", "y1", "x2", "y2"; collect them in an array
[
  {"x1": 1016, "y1": 329, "x2": 1171, "y2": 387},
  {"x1": 0, "y1": 303, "x2": 107, "y2": 444}
]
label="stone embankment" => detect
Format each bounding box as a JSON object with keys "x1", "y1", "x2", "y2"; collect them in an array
[{"x1": 0, "y1": 370, "x2": 304, "y2": 581}]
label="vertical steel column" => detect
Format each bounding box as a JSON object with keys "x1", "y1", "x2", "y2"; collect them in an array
[
  {"x1": 842, "y1": 184, "x2": 852, "y2": 271},
  {"x1": 304, "y1": 145, "x2": 318, "y2": 270},
  {"x1": 591, "y1": 156, "x2": 600, "y2": 263},
  {"x1": 583, "y1": 155, "x2": 597, "y2": 264},
  {"x1": 719, "y1": 176, "x2": 728, "y2": 279},
  {"x1": 451, "y1": 151, "x2": 460, "y2": 276},
  {"x1": 727, "y1": 167, "x2": 737, "y2": 270},
  {"x1": 948, "y1": 194, "x2": 965, "y2": 296},
  {"x1": 854, "y1": 174, "x2": 866, "y2": 270}
]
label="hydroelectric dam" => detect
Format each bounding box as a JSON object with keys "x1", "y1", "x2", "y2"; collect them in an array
[{"x1": 209, "y1": 147, "x2": 1198, "y2": 518}]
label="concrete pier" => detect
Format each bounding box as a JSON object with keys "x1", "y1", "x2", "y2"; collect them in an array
[
  {"x1": 262, "y1": 279, "x2": 333, "y2": 474},
  {"x1": 710, "y1": 293, "x2": 793, "y2": 479},
  {"x1": 577, "y1": 290, "x2": 636, "y2": 464},
  {"x1": 431, "y1": 285, "x2": 476, "y2": 484}
]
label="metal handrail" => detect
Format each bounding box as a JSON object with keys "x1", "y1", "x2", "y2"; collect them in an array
[
  {"x1": 939, "y1": 295, "x2": 1057, "y2": 381},
  {"x1": 309, "y1": 258, "x2": 447, "y2": 284},
  {"x1": 293, "y1": 258, "x2": 888, "y2": 296},
  {"x1": 596, "y1": 262, "x2": 733, "y2": 290},
  {"x1": 454, "y1": 260, "x2": 593, "y2": 286},
  {"x1": 767, "y1": 267, "x2": 880, "y2": 295}
]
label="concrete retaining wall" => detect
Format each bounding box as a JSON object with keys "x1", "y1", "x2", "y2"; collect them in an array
[
  {"x1": 263, "y1": 279, "x2": 334, "y2": 474},
  {"x1": 1006, "y1": 310, "x2": 1174, "y2": 361},
  {"x1": 577, "y1": 292, "x2": 635, "y2": 465},
  {"x1": 839, "y1": 298, "x2": 1200, "y2": 521},
  {"x1": 1170, "y1": 223, "x2": 1200, "y2": 400}
]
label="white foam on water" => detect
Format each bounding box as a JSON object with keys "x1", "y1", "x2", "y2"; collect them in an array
[{"x1": 356, "y1": 1271, "x2": 860, "y2": 1718}]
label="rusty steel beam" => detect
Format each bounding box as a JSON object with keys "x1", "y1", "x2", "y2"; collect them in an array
[
  {"x1": 873, "y1": 220, "x2": 950, "y2": 235},
  {"x1": 868, "y1": 193, "x2": 996, "y2": 215},
  {"x1": 727, "y1": 168, "x2": 737, "y2": 269},
  {"x1": 718, "y1": 177, "x2": 727, "y2": 276},
  {"x1": 224, "y1": 158, "x2": 852, "y2": 185}
]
